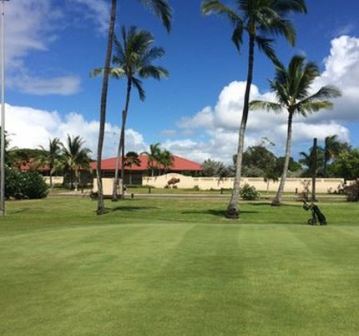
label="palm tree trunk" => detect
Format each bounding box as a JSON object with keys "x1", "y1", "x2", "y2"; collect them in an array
[
  {"x1": 112, "y1": 110, "x2": 125, "y2": 201},
  {"x1": 112, "y1": 78, "x2": 132, "y2": 201},
  {"x1": 311, "y1": 137, "x2": 318, "y2": 202},
  {"x1": 96, "y1": 0, "x2": 117, "y2": 214},
  {"x1": 226, "y1": 34, "x2": 255, "y2": 219},
  {"x1": 272, "y1": 112, "x2": 294, "y2": 206}
]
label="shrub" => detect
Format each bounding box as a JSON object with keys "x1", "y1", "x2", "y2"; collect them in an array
[
  {"x1": 20, "y1": 172, "x2": 49, "y2": 199},
  {"x1": 5, "y1": 168, "x2": 21, "y2": 199},
  {"x1": 193, "y1": 185, "x2": 200, "y2": 191},
  {"x1": 240, "y1": 184, "x2": 260, "y2": 200},
  {"x1": 5, "y1": 169, "x2": 48, "y2": 199},
  {"x1": 344, "y1": 180, "x2": 359, "y2": 202}
]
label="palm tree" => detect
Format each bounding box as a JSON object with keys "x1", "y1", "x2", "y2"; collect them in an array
[
  {"x1": 96, "y1": 0, "x2": 117, "y2": 214},
  {"x1": 159, "y1": 149, "x2": 174, "y2": 174},
  {"x1": 146, "y1": 143, "x2": 162, "y2": 176},
  {"x1": 124, "y1": 151, "x2": 141, "y2": 185},
  {"x1": 62, "y1": 135, "x2": 92, "y2": 191},
  {"x1": 95, "y1": 0, "x2": 172, "y2": 214},
  {"x1": 201, "y1": 0, "x2": 307, "y2": 218},
  {"x1": 38, "y1": 138, "x2": 62, "y2": 189},
  {"x1": 250, "y1": 55, "x2": 341, "y2": 205},
  {"x1": 93, "y1": 27, "x2": 168, "y2": 200}
]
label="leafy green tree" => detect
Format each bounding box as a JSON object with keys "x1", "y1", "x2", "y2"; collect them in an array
[
  {"x1": 38, "y1": 138, "x2": 63, "y2": 188},
  {"x1": 61, "y1": 135, "x2": 92, "y2": 190},
  {"x1": 202, "y1": 0, "x2": 307, "y2": 218},
  {"x1": 251, "y1": 55, "x2": 341, "y2": 205},
  {"x1": 202, "y1": 159, "x2": 230, "y2": 177},
  {"x1": 93, "y1": 27, "x2": 168, "y2": 200},
  {"x1": 324, "y1": 135, "x2": 351, "y2": 177},
  {"x1": 329, "y1": 149, "x2": 359, "y2": 180}
]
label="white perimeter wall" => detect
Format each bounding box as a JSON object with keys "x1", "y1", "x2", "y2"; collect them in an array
[{"x1": 143, "y1": 173, "x2": 345, "y2": 193}]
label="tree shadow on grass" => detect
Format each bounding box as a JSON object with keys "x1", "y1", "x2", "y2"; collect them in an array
[
  {"x1": 109, "y1": 206, "x2": 159, "y2": 213},
  {"x1": 248, "y1": 202, "x2": 300, "y2": 208},
  {"x1": 182, "y1": 209, "x2": 258, "y2": 217}
]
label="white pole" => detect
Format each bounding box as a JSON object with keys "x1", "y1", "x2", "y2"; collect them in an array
[{"x1": 0, "y1": 0, "x2": 8, "y2": 216}]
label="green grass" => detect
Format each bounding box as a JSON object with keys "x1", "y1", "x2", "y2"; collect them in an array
[{"x1": 1, "y1": 197, "x2": 359, "y2": 335}]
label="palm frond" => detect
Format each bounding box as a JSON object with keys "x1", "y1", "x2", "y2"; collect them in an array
[
  {"x1": 139, "y1": 65, "x2": 169, "y2": 79},
  {"x1": 132, "y1": 77, "x2": 146, "y2": 101},
  {"x1": 232, "y1": 21, "x2": 244, "y2": 50},
  {"x1": 255, "y1": 36, "x2": 281, "y2": 67},
  {"x1": 273, "y1": 0, "x2": 307, "y2": 14},
  {"x1": 249, "y1": 100, "x2": 283, "y2": 113},
  {"x1": 201, "y1": 0, "x2": 241, "y2": 24},
  {"x1": 139, "y1": 0, "x2": 172, "y2": 32}
]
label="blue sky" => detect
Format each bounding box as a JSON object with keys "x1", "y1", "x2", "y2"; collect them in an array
[{"x1": 5, "y1": 0, "x2": 359, "y2": 162}]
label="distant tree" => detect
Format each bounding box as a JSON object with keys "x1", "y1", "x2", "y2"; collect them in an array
[
  {"x1": 38, "y1": 138, "x2": 63, "y2": 188},
  {"x1": 159, "y1": 149, "x2": 174, "y2": 174},
  {"x1": 329, "y1": 149, "x2": 359, "y2": 180},
  {"x1": 250, "y1": 55, "x2": 341, "y2": 205},
  {"x1": 124, "y1": 151, "x2": 141, "y2": 185},
  {"x1": 275, "y1": 156, "x2": 302, "y2": 176},
  {"x1": 202, "y1": 159, "x2": 230, "y2": 177},
  {"x1": 61, "y1": 135, "x2": 92, "y2": 190},
  {"x1": 324, "y1": 135, "x2": 351, "y2": 177},
  {"x1": 146, "y1": 143, "x2": 162, "y2": 176},
  {"x1": 299, "y1": 146, "x2": 325, "y2": 177},
  {"x1": 202, "y1": 0, "x2": 307, "y2": 218}
]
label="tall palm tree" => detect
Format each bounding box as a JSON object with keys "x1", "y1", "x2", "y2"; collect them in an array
[
  {"x1": 95, "y1": 0, "x2": 172, "y2": 214},
  {"x1": 96, "y1": 0, "x2": 117, "y2": 214},
  {"x1": 62, "y1": 135, "x2": 92, "y2": 191},
  {"x1": 250, "y1": 55, "x2": 341, "y2": 205},
  {"x1": 93, "y1": 27, "x2": 168, "y2": 201},
  {"x1": 38, "y1": 138, "x2": 62, "y2": 189},
  {"x1": 201, "y1": 0, "x2": 307, "y2": 218}
]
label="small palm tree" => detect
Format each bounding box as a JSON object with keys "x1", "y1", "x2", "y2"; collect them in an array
[
  {"x1": 124, "y1": 151, "x2": 141, "y2": 185},
  {"x1": 201, "y1": 0, "x2": 307, "y2": 218},
  {"x1": 62, "y1": 135, "x2": 92, "y2": 190},
  {"x1": 146, "y1": 143, "x2": 162, "y2": 176},
  {"x1": 250, "y1": 55, "x2": 341, "y2": 205},
  {"x1": 38, "y1": 138, "x2": 63, "y2": 189},
  {"x1": 159, "y1": 149, "x2": 174, "y2": 174}
]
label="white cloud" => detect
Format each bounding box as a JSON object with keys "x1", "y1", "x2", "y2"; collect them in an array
[
  {"x1": 69, "y1": 0, "x2": 110, "y2": 34},
  {"x1": 12, "y1": 75, "x2": 81, "y2": 96},
  {"x1": 5, "y1": 104, "x2": 147, "y2": 158},
  {"x1": 174, "y1": 35, "x2": 359, "y2": 162},
  {"x1": 4, "y1": 0, "x2": 80, "y2": 95}
]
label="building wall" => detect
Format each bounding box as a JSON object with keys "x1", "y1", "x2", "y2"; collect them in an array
[
  {"x1": 43, "y1": 176, "x2": 64, "y2": 185},
  {"x1": 142, "y1": 173, "x2": 345, "y2": 193}
]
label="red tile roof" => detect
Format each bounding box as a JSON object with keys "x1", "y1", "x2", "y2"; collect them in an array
[{"x1": 90, "y1": 154, "x2": 203, "y2": 172}]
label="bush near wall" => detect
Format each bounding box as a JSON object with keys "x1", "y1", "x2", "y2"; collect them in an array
[
  {"x1": 5, "y1": 168, "x2": 48, "y2": 199},
  {"x1": 344, "y1": 180, "x2": 359, "y2": 202},
  {"x1": 240, "y1": 184, "x2": 260, "y2": 200}
]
